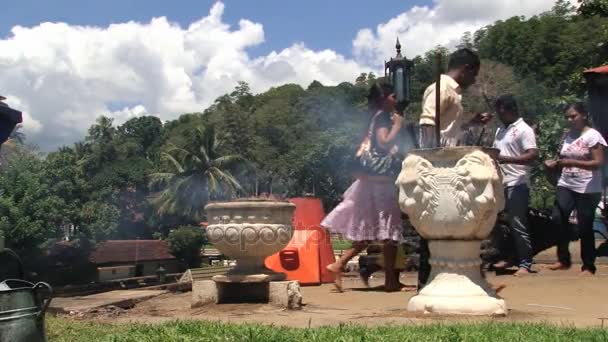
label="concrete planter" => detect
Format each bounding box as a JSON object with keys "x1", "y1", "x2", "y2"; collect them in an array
[
  {"x1": 397, "y1": 147, "x2": 507, "y2": 315},
  {"x1": 204, "y1": 200, "x2": 295, "y2": 281}
]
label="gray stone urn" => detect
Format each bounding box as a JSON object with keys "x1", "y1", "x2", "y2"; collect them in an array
[
  {"x1": 397, "y1": 147, "x2": 507, "y2": 315},
  {"x1": 205, "y1": 199, "x2": 295, "y2": 281}
]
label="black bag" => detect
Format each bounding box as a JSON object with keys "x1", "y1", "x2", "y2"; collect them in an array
[{"x1": 355, "y1": 112, "x2": 402, "y2": 177}]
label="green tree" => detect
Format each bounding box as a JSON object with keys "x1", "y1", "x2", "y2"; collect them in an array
[
  {"x1": 457, "y1": 31, "x2": 474, "y2": 49},
  {"x1": 578, "y1": 0, "x2": 608, "y2": 17},
  {"x1": 0, "y1": 152, "x2": 67, "y2": 250},
  {"x1": 117, "y1": 116, "x2": 164, "y2": 162},
  {"x1": 79, "y1": 201, "x2": 121, "y2": 241},
  {"x1": 552, "y1": 0, "x2": 577, "y2": 17},
  {"x1": 44, "y1": 148, "x2": 87, "y2": 234},
  {"x1": 151, "y1": 124, "x2": 246, "y2": 221},
  {"x1": 167, "y1": 226, "x2": 207, "y2": 268},
  {"x1": 476, "y1": 7, "x2": 608, "y2": 95}
]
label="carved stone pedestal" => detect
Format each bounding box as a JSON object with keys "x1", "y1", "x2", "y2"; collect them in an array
[
  {"x1": 397, "y1": 147, "x2": 506, "y2": 316},
  {"x1": 407, "y1": 240, "x2": 506, "y2": 315}
]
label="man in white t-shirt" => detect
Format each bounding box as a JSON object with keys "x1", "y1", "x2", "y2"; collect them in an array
[{"x1": 492, "y1": 95, "x2": 539, "y2": 276}]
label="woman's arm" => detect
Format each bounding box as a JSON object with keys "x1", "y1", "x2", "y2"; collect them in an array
[
  {"x1": 558, "y1": 144, "x2": 604, "y2": 170},
  {"x1": 375, "y1": 114, "x2": 403, "y2": 150}
]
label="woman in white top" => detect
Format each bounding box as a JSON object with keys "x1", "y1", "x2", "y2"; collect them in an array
[{"x1": 545, "y1": 103, "x2": 607, "y2": 275}]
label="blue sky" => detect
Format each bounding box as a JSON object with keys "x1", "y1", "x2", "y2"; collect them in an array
[
  {"x1": 1, "y1": 0, "x2": 427, "y2": 59},
  {"x1": 0, "y1": 0, "x2": 564, "y2": 150}
]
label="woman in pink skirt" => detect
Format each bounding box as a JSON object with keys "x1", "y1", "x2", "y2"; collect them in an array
[{"x1": 324, "y1": 83, "x2": 404, "y2": 292}]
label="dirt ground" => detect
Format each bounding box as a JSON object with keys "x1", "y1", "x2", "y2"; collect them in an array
[{"x1": 80, "y1": 263, "x2": 608, "y2": 328}]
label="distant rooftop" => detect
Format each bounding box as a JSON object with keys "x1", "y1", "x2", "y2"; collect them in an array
[{"x1": 89, "y1": 240, "x2": 175, "y2": 264}]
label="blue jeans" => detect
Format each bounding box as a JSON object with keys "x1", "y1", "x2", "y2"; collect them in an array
[
  {"x1": 504, "y1": 184, "x2": 533, "y2": 270},
  {"x1": 551, "y1": 187, "x2": 601, "y2": 273}
]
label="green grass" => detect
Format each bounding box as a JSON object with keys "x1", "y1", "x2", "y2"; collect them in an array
[
  {"x1": 47, "y1": 316, "x2": 608, "y2": 342},
  {"x1": 331, "y1": 240, "x2": 352, "y2": 250}
]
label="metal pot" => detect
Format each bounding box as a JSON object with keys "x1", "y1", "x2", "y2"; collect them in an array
[{"x1": 0, "y1": 279, "x2": 53, "y2": 342}]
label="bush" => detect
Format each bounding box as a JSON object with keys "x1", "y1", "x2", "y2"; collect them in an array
[{"x1": 166, "y1": 226, "x2": 207, "y2": 268}]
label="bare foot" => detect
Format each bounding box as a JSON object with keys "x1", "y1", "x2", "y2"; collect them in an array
[
  {"x1": 491, "y1": 283, "x2": 507, "y2": 293},
  {"x1": 492, "y1": 260, "x2": 511, "y2": 269},
  {"x1": 326, "y1": 263, "x2": 342, "y2": 273},
  {"x1": 579, "y1": 270, "x2": 594, "y2": 277},
  {"x1": 326, "y1": 264, "x2": 344, "y2": 292},
  {"x1": 333, "y1": 273, "x2": 343, "y2": 292},
  {"x1": 547, "y1": 262, "x2": 570, "y2": 271},
  {"x1": 513, "y1": 267, "x2": 531, "y2": 277}
]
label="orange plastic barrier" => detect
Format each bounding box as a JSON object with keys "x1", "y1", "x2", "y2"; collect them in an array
[{"x1": 264, "y1": 197, "x2": 335, "y2": 285}]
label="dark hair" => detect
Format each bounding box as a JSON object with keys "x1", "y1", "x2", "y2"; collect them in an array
[
  {"x1": 495, "y1": 94, "x2": 518, "y2": 114},
  {"x1": 568, "y1": 102, "x2": 588, "y2": 117},
  {"x1": 367, "y1": 83, "x2": 394, "y2": 112},
  {"x1": 448, "y1": 48, "x2": 480, "y2": 71}
]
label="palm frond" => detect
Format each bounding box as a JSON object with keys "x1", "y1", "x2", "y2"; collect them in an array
[
  {"x1": 206, "y1": 171, "x2": 220, "y2": 195},
  {"x1": 164, "y1": 144, "x2": 202, "y2": 165},
  {"x1": 160, "y1": 152, "x2": 186, "y2": 173},
  {"x1": 212, "y1": 155, "x2": 249, "y2": 169},
  {"x1": 148, "y1": 172, "x2": 177, "y2": 188},
  {"x1": 208, "y1": 167, "x2": 243, "y2": 197}
]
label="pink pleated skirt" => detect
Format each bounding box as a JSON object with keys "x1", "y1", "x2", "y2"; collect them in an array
[{"x1": 321, "y1": 177, "x2": 403, "y2": 242}]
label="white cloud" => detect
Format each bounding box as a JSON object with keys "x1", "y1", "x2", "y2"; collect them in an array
[
  {"x1": 109, "y1": 105, "x2": 150, "y2": 123},
  {"x1": 353, "y1": 0, "x2": 578, "y2": 65},
  {"x1": 0, "y1": 1, "x2": 574, "y2": 150},
  {"x1": 0, "y1": 2, "x2": 369, "y2": 150}
]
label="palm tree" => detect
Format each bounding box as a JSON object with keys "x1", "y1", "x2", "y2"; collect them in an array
[{"x1": 150, "y1": 124, "x2": 247, "y2": 221}]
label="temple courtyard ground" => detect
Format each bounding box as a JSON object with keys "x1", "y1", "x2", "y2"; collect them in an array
[{"x1": 52, "y1": 242, "x2": 608, "y2": 329}]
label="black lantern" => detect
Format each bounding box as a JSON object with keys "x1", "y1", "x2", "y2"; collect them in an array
[{"x1": 384, "y1": 38, "x2": 413, "y2": 113}]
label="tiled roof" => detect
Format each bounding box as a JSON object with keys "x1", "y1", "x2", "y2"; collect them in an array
[{"x1": 89, "y1": 240, "x2": 175, "y2": 264}]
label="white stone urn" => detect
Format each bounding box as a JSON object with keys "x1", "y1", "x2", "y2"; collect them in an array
[
  {"x1": 205, "y1": 199, "x2": 295, "y2": 281},
  {"x1": 396, "y1": 147, "x2": 507, "y2": 315}
]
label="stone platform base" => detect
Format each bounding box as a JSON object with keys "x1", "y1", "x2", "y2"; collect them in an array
[
  {"x1": 407, "y1": 273, "x2": 506, "y2": 316},
  {"x1": 407, "y1": 241, "x2": 507, "y2": 316},
  {"x1": 192, "y1": 280, "x2": 302, "y2": 310}
]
